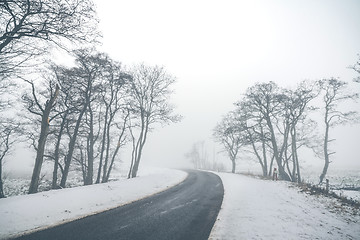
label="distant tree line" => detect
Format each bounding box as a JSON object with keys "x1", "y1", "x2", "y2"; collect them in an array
[
  {"x1": 185, "y1": 141, "x2": 226, "y2": 172},
  {"x1": 0, "y1": 0, "x2": 180, "y2": 197},
  {"x1": 214, "y1": 79, "x2": 359, "y2": 183}
]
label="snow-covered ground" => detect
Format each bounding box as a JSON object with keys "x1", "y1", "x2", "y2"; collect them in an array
[
  {"x1": 301, "y1": 168, "x2": 360, "y2": 202},
  {"x1": 210, "y1": 172, "x2": 360, "y2": 240},
  {"x1": 0, "y1": 168, "x2": 187, "y2": 240},
  {"x1": 1, "y1": 169, "x2": 359, "y2": 240}
]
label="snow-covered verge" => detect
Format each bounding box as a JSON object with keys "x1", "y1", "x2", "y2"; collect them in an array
[
  {"x1": 210, "y1": 172, "x2": 360, "y2": 240},
  {"x1": 0, "y1": 168, "x2": 187, "y2": 240},
  {"x1": 301, "y1": 168, "x2": 360, "y2": 202}
]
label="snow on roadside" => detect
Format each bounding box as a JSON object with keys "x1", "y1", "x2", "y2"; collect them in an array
[
  {"x1": 210, "y1": 172, "x2": 360, "y2": 240},
  {"x1": 0, "y1": 168, "x2": 187, "y2": 240}
]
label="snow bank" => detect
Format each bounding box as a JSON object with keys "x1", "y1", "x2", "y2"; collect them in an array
[
  {"x1": 210, "y1": 172, "x2": 360, "y2": 240},
  {"x1": 0, "y1": 168, "x2": 187, "y2": 240}
]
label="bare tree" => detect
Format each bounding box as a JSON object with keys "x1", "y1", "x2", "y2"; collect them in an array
[
  {"x1": 83, "y1": 101, "x2": 98, "y2": 185},
  {"x1": 233, "y1": 99, "x2": 274, "y2": 177},
  {"x1": 185, "y1": 141, "x2": 211, "y2": 170},
  {"x1": 281, "y1": 81, "x2": 318, "y2": 182},
  {"x1": 214, "y1": 112, "x2": 246, "y2": 173},
  {"x1": 225, "y1": 81, "x2": 320, "y2": 181},
  {"x1": 42, "y1": 50, "x2": 130, "y2": 187},
  {"x1": 185, "y1": 141, "x2": 207, "y2": 169},
  {"x1": 50, "y1": 110, "x2": 68, "y2": 189},
  {"x1": 57, "y1": 49, "x2": 109, "y2": 188},
  {"x1": 127, "y1": 64, "x2": 181, "y2": 178},
  {"x1": 349, "y1": 54, "x2": 360, "y2": 83},
  {"x1": 95, "y1": 61, "x2": 130, "y2": 184},
  {"x1": 49, "y1": 79, "x2": 72, "y2": 189},
  {"x1": 0, "y1": 122, "x2": 19, "y2": 198},
  {"x1": 22, "y1": 79, "x2": 59, "y2": 194},
  {"x1": 185, "y1": 143, "x2": 201, "y2": 169},
  {"x1": 318, "y1": 78, "x2": 358, "y2": 183},
  {"x1": 243, "y1": 82, "x2": 292, "y2": 181},
  {"x1": 0, "y1": 0, "x2": 100, "y2": 78},
  {"x1": 101, "y1": 109, "x2": 130, "y2": 183}
]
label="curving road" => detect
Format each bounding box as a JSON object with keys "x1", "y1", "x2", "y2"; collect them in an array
[{"x1": 13, "y1": 170, "x2": 224, "y2": 240}]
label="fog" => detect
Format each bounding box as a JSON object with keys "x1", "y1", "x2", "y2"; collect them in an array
[
  {"x1": 94, "y1": 0, "x2": 360, "y2": 170},
  {"x1": 5, "y1": 0, "x2": 360, "y2": 176}
]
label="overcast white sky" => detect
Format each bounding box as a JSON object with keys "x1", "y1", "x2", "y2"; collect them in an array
[{"x1": 92, "y1": 0, "x2": 360, "y2": 171}]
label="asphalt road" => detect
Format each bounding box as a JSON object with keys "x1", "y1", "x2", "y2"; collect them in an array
[{"x1": 13, "y1": 170, "x2": 224, "y2": 240}]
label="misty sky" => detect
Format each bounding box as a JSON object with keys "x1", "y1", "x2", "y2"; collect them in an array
[
  {"x1": 91, "y1": 0, "x2": 360, "y2": 170},
  {"x1": 7, "y1": 0, "x2": 360, "y2": 175}
]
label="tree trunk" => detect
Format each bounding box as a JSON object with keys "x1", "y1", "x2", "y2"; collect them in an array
[
  {"x1": 104, "y1": 145, "x2": 119, "y2": 182},
  {"x1": 103, "y1": 108, "x2": 129, "y2": 182},
  {"x1": 85, "y1": 107, "x2": 94, "y2": 185},
  {"x1": 79, "y1": 147, "x2": 87, "y2": 184},
  {"x1": 259, "y1": 124, "x2": 268, "y2": 177},
  {"x1": 284, "y1": 154, "x2": 293, "y2": 181},
  {"x1": 130, "y1": 115, "x2": 148, "y2": 178},
  {"x1": 231, "y1": 158, "x2": 236, "y2": 173},
  {"x1": 102, "y1": 117, "x2": 112, "y2": 183},
  {"x1": 292, "y1": 127, "x2": 301, "y2": 183},
  {"x1": 29, "y1": 85, "x2": 59, "y2": 194},
  {"x1": 283, "y1": 134, "x2": 294, "y2": 181},
  {"x1": 131, "y1": 138, "x2": 146, "y2": 178},
  {"x1": 320, "y1": 120, "x2": 330, "y2": 184},
  {"x1": 28, "y1": 114, "x2": 51, "y2": 193},
  {"x1": 52, "y1": 113, "x2": 67, "y2": 189},
  {"x1": 103, "y1": 144, "x2": 120, "y2": 183},
  {"x1": 60, "y1": 103, "x2": 88, "y2": 188},
  {"x1": 131, "y1": 118, "x2": 150, "y2": 178},
  {"x1": 250, "y1": 139, "x2": 266, "y2": 176},
  {"x1": 295, "y1": 151, "x2": 301, "y2": 183},
  {"x1": 0, "y1": 159, "x2": 5, "y2": 198},
  {"x1": 268, "y1": 154, "x2": 275, "y2": 176},
  {"x1": 96, "y1": 107, "x2": 109, "y2": 184},
  {"x1": 266, "y1": 117, "x2": 291, "y2": 181},
  {"x1": 128, "y1": 138, "x2": 136, "y2": 179},
  {"x1": 127, "y1": 127, "x2": 137, "y2": 179},
  {"x1": 131, "y1": 147, "x2": 141, "y2": 178},
  {"x1": 131, "y1": 159, "x2": 140, "y2": 178},
  {"x1": 0, "y1": 132, "x2": 10, "y2": 198},
  {"x1": 261, "y1": 141, "x2": 268, "y2": 177},
  {"x1": 290, "y1": 127, "x2": 297, "y2": 182}
]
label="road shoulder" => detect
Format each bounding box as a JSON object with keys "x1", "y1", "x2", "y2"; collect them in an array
[{"x1": 210, "y1": 172, "x2": 360, "y2": 240}]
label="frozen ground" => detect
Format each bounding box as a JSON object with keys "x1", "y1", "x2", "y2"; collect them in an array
[
  {"x1": 209, "y1": 172, "x2": 360, "y2": 240},
  {"x1": 0, "y1": 168, "x2": 187, "y2": 240}
]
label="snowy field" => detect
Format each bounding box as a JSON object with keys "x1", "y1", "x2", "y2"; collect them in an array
[
  {"x1": 210, "y1": 172, "x2": 360, "y2": 240},
  {"x1": 237, "y1": 166, "x2": 360, "y2": 202},
  {"x1": 0, "y1": 168, "x2": 187, "y2": 240},
  {"x1": 301, "y1": 168, "x2": 360, "y2": 202}
]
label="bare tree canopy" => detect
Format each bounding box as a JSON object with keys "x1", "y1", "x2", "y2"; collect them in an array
[
  {"x1": 215, "y1": 81, "x2": 322, "y2": 181},
  {"x1": 0, "y1": 121, "x2": 19, "y2": 198},
  {"x1": 213, "y1": 77, "x2": 358, "y2": 183},
  {"x1": 213, "y1": 112, "x2": 246, "y2": 173},
  {"x1": 318, "y1": 78, "x2": 359, "y2": 183},
  {"x1": 127, "y1": 64, "x2": 181, "y2": 178},
  {"x1": 0, "y1": 0, "x2": 100, "y2": 77},
  {"x1": 350, "y1": 54, "x2": 360, "y2": 83}
]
